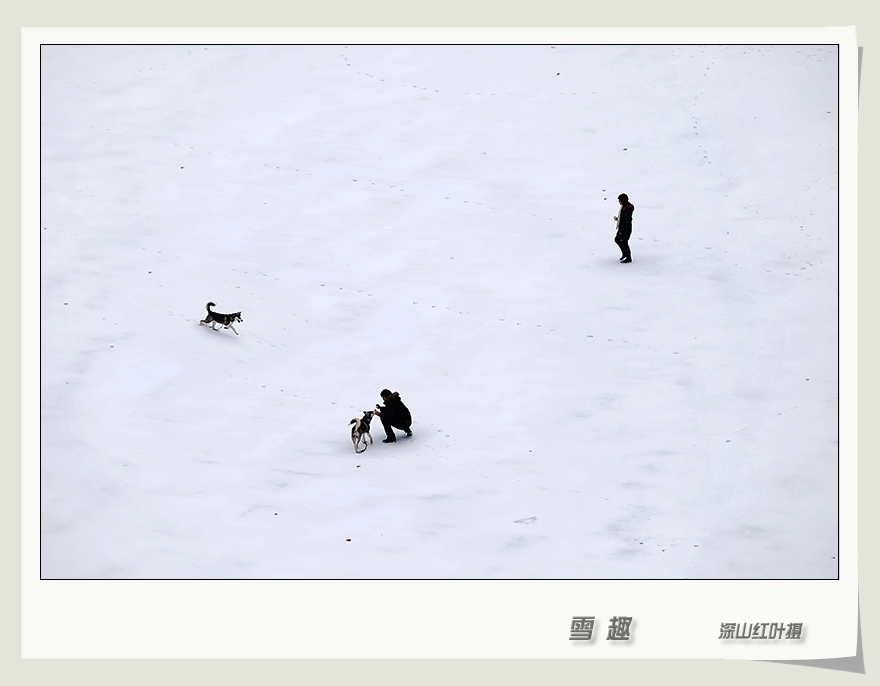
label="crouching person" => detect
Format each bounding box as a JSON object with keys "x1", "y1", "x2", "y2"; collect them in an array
[{"x1": 376, "y1": 389, "x2": 412, "y2": 443}]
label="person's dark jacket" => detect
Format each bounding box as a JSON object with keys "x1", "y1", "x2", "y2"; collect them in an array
[
  {"x1": 618, "y1": 203, "x2": 635, "y2": 232},
  {"x1": 379, "y1": 392, "x2": 411, "y2": 427}
]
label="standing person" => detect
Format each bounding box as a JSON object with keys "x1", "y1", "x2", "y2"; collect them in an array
[
  {"x1": 375, "y1": 389, "x2": 412, "y2": 443},
  {"x1": 614, "y1": 193, "x2": 635, "y2": 263}
]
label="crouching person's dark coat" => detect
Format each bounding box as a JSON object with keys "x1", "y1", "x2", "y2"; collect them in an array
[{"x1": 379, "y1": 392, "x2": 411, "y2": 429}]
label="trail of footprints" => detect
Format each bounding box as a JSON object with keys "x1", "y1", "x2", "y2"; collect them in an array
[
  {"x1": 181, "y1": 272, "x2": 637, "y2": 351},
  {"x1": 284, "y1": 162, "x2": 583, "y2": 227},
  {"x1": 339, "y1": 46, "x2": 592, "y2": 100},
  {"x1": 305, "y1": 280, "x2": 642, "y2": 350}
]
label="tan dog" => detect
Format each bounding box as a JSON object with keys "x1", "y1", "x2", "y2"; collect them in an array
[{"x1": 349, "y1": 410, "x2": 375, "y2": 453}]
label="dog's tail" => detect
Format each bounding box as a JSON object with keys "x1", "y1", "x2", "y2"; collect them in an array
[
  {"x1": 349, "y1": 418, "x2": 357, "y2": 425},
  {"x1": 206, "y1": 302, "x2": 216, "y2": 312}
]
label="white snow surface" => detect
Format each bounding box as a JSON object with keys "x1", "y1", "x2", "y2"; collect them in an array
[{"x1": 39, "y1": 44, "x2": 839, "y2": 579}]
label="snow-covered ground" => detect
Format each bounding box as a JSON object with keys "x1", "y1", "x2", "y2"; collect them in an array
[{"x1": 39, "y1": 44, "x2": 839, "y2": 580}]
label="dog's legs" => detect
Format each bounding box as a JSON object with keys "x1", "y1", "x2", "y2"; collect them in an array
[
  {"x1": 227, "y1": 324, "x2": 239, "y2": 335},
  {"x1": 367, "y1": 432, "x2": 373, "y2": 445}
]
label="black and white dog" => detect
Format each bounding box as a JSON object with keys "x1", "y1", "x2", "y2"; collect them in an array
[
  {"x1": 200, "y1": 302, "x2": 243, "y2": 335},
  {"x1": 349, "y1": 410, "x2": 375, "y2": 453}
]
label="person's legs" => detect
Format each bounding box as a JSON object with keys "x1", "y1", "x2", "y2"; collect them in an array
[
  {"x1": 380, "y1": 414, "x2": 396, "y2": 442},
  {"x1": 615, "y1": 231, "x2": 627, "y2": 257},
  {"x1": 616, "y1": 229, "x2": 632, "y2": 261},
  {"x1": 380, "y1": 416, "x2": 412, "y2": 442}
]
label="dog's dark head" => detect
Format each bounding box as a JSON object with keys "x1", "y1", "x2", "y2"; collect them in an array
[
  {"x1": 350, "y1": 410, "x2": 374, "y2": 428},
  {"x1": 233, "y1": 312, "x2": 243, "y2": 323}
]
